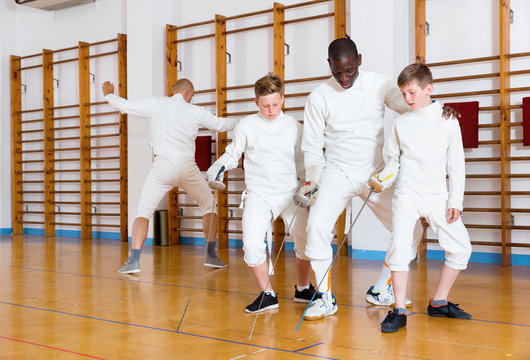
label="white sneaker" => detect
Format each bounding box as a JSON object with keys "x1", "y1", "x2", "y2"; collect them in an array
[
  {"x1": 303, "y1": 293, "x2": 337, "y2": 321},
  {"x1": 365, "y1": 285, "x2": 412, "y2": 307}
]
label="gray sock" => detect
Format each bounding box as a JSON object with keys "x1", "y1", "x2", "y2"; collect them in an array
[
  {"x1": 207, "y1": 241, "x2": 217, "y2": 258},
  {"x1": 395, "y1": 307, "x2": 407, "y2": 315},
  {"x1": 431, "y1": 299, "x2": 448, "y2": 307},
  {"x1": 129, "y1": 249, "x2": 141, "y2": 264}
]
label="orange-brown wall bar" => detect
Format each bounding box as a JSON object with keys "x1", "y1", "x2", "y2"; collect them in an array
[
  {"x1": 215, "y1": 14, "x2": 229, "y2": 249},
  {"x1": 43, "y1": 49, "x2": 55, "y2": 237},
  {"x1": 273, "y1": 2, "x2": 286, "y2": 253},
  {"x1": 118, "y1": 33, "x2": 129, "y2": 242},
  {"x1": 79, "y1": 41, "x2": 92, "y2": 240},
  {"x1": 499, "y1": 0, "x2": 511, "y2": 266},
  {"x1": 165, "y1": 24, "x2": 181, "y2": 245},
  {"x1": 415, "y1": 0, "x2": 428, "y2": 260},
  {"x1": 334, "y1": 0, "x2": 348, "y2": 255},
  {"x1": 11, "y1": 56, "x2": 23, "y2": 236}
]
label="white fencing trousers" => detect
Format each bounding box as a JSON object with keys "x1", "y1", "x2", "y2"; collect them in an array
[
  {"x1": 388, "y1": 193, "x2": 471, "y2": 272},
  {"x1": 242, "y1": 191, "x2": 309, "y2": 267},
  {"x1": 136, "y1": 156, "x2": 215, "y2": 219},
  {"x1": 305, "y1": 164, "x2": 422, "y2": 260}
]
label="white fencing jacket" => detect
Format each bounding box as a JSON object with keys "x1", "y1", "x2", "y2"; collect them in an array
[
  {"x1": 302, "y1": 72, "x2": 410, "y2": 183},
  {"x1": 380, "y1": 101, "x2": 466, "y2": 211},
  {"x1": 105, "y1": 93, "x2": 237, "y2": 164},
  {"x1": 213, "y1": 111, "x2": 304, "y2": 217}
]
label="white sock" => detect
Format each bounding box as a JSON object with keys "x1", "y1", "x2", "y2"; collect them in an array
[
  {"x1": 310, "y1": 258, "x2": 332, "y2": 296},
  {"x1": 264, "y1": 289, "x2": 275, "y2": 296},
  {"x1": 373, "y1": 261, "x2": 392, "y2": 292},
  {"x1": 296, "y1": 284, "x2": 310, "y2": 291}
]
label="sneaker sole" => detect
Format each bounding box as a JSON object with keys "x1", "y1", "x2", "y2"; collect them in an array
[
  {"x1": 365, "y1": 296, "x2": 413, "y2": 308},
  {"x1": 428, "y1": 311, "x2": 471, "y2": 319},
  {"x1": 294, "y1": 298, "x2": 312, "y2": 303},
  {"x1": 118, "y1": 269, "x2": 141, "y2": 274},
  {"x1": 204, "y1": 263, "x2": 227, "y2": 268},
  {"x1": 303, "y1": 306, "x2": 338, "y2": 321},
  {"x1": 244, "y1": 303, "x2": 279, "y2": 314},
  {"x1": 381, "y1": 324, "x2": 405, "y2": 333}
]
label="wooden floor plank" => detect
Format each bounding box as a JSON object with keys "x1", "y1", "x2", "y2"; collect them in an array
[{"x1": 0, "y1": 234, "x2": 528, "y2": 359}]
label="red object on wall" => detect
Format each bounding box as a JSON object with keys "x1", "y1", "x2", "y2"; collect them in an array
[
  {"x1": 195, "y1": 136, "x2": 212, "y2": 171},
  {"x1": 444, "y1": 101, "x2": 479, "y2": 148},
  {"x1": 523, "y1": 97, "x2": 530, "y2": 146}
]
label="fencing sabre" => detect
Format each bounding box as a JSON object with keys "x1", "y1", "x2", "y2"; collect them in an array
[
  {"x1": 295, "y1": 187, "x2": 375, "y2": 331},
  {"x1": 176, "y1": 175, "x2": 223, "y2": 332},
  {"x1": 248, "y1": 187, "x2": 317, "y2": 341}
]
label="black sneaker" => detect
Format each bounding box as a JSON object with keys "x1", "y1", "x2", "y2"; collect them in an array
[
  {"x1": 244, "y1": 292, "x2": 279, "y2": 313},
  {"x1": 381, "y1": 308, "x2": 407, "y2": 333},
  {"x1": 294, "y1": 284, "x2": 321, "y2": 303},
  {"x1": 428, "y1": 300, "x2": 471, "y2": 319}
]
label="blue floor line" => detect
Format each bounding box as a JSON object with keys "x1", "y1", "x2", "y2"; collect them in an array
[
  {"x1": 0, "y1": 300, "x2": 339, "y2": 359},
  {"x1": 7, "y1": 264, "x2": 530, "y2": 328},
  {"x1": 7, "y1": 265, "x2": 375, "y2": 309},
  {"x1": 295, "y1": 342, "x2": 324, "y2": 352}
]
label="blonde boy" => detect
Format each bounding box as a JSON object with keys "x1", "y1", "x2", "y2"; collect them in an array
[
  {"x1": 371, "y1": 63, "x2": 472, "y2": 333},
  {"x1": 207, "y1": 73, "x2": 315, "y2": 313}
]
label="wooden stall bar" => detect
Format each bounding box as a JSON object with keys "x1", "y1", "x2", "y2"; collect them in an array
[
  {"x1": 273, "y1": 2, "x2": 286, "y2": 252},
  {"x1": 43, "y1": 49, "x2": 55, "y2": 237},
  {"x1": 215, "y1": 14, "x2": 229, "y2": 249},
  {"x1": 78, "y1": 41, "x2": 92, "y2": 240},
  {"x1": 11, "y1": 56, "x2": 23, "y2": 236}
]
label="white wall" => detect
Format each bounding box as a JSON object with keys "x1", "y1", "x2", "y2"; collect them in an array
[{"x1": 1, "y1": 0, "x2": 529, "y2": 259}]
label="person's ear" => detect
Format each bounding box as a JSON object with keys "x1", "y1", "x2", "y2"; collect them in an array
[
  {"x1": 357, "y1": 54, "x2": 362, "y2": 67},
  {"x1": 281, "y1": 95, "x2": 285, "y2": 105},
  {"x1": 254, "y1": 98, "x2": 259, "y2": 107},
  {"x1": 425, "y1": 83, "x2": 433, "y2": 95}
]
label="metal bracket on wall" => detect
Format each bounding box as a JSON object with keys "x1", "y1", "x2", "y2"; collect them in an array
[
  {"x1": 177, "y1": 60, "x2": 182, "y2": 72},
  {"x1": 425, "y1": 22, "x2": 430, "y2": 36},
  {"x1": 89, "y1": 73, "x2": 95, "y2": 83},
  {"x1": 55, "y1": 205, "x2": 61, "y2": 213},
  {"x1": 510, "y1": 8, "x2": 514, "y2": 23},
  {"x1": 226, "y1": 52, "x2": 231, "y2": 64},
  {"x1": 178, "y1": 208, "x2": 183, "y2": 216},
  {"x1": 21, "y1": 84, "x2": 26, "y2": 93},
  {"x1": 285, "y1": 43, "x2": 290, "y2": 56},
  {"x1": 91, "y1": 205, "x2": 97, "y2": 214},
  {"x1": 53, "y1": 78, "x2": 59, "y2": 88}
]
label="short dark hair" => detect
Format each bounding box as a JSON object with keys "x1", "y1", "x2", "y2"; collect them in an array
[
  {"x1": 328, "y1": 38, "x2": 358, "y2": 60},
  {"x1": 254, "y1": 73, "x2": 283, "y2": 99},
  {"x1": 397, "y1": 63, "x2": 433, "y2": 89}
]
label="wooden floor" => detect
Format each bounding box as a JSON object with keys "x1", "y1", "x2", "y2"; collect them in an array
[{"x1": 0, "y1": 235, "x2": 529, "y2": 359}]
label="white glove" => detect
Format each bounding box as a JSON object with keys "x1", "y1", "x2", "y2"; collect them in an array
[
  {"x1": 206, "y1": 163, "x2": 226, "y2": 190},
  {"x1": 296, "y1": 166, "x2": 322, "y2": 207},
  {"x1": 367, "y1": 172, "x2": 395, "y2": 193}
]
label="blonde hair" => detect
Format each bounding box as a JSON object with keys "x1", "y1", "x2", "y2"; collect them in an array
[
  {"x1": 397, "y1": 63, "x2": 433, "y2": 89},
  {"x1": 254, "y1": 73, "x2": 283, "y2": 99},
  {"x1": 172, "y1": 78, "x2": 194, "y2": 94}
]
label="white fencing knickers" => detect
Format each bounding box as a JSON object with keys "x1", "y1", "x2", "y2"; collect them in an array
[
  {"x1": 136, "y1": 156, "x2": 215, "y2": 219},
  {"x1": 304, "y1": 164, "x2": 422, "y2": 260},
  {"x1": 241, "y1": 191, "x2": 309, "y2": 267},
  {"x1": 388, "y1": 192, "x2": 471, "y2": 271}
]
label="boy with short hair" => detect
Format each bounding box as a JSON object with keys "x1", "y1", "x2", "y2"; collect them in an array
[
  {"x1": 370, "y1": 63, "x2": 472, "y2": 333},
  {"x1": 207, "y1": 73, "x2": 315, "y2": 313}
]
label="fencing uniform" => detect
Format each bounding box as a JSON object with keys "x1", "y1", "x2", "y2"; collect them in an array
[
  {"x1": 211, "y1": 111, "x2": 308, "y2": 266},
  {"x1": 302, "y1": 73, "x2": 419, "y2": 261},
  {"x1": 105, "y1": 93, "x2": 237, "y2": 219},
  {"x1": 382, "y1": 101, "x2": 472, "y2": 271}
]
